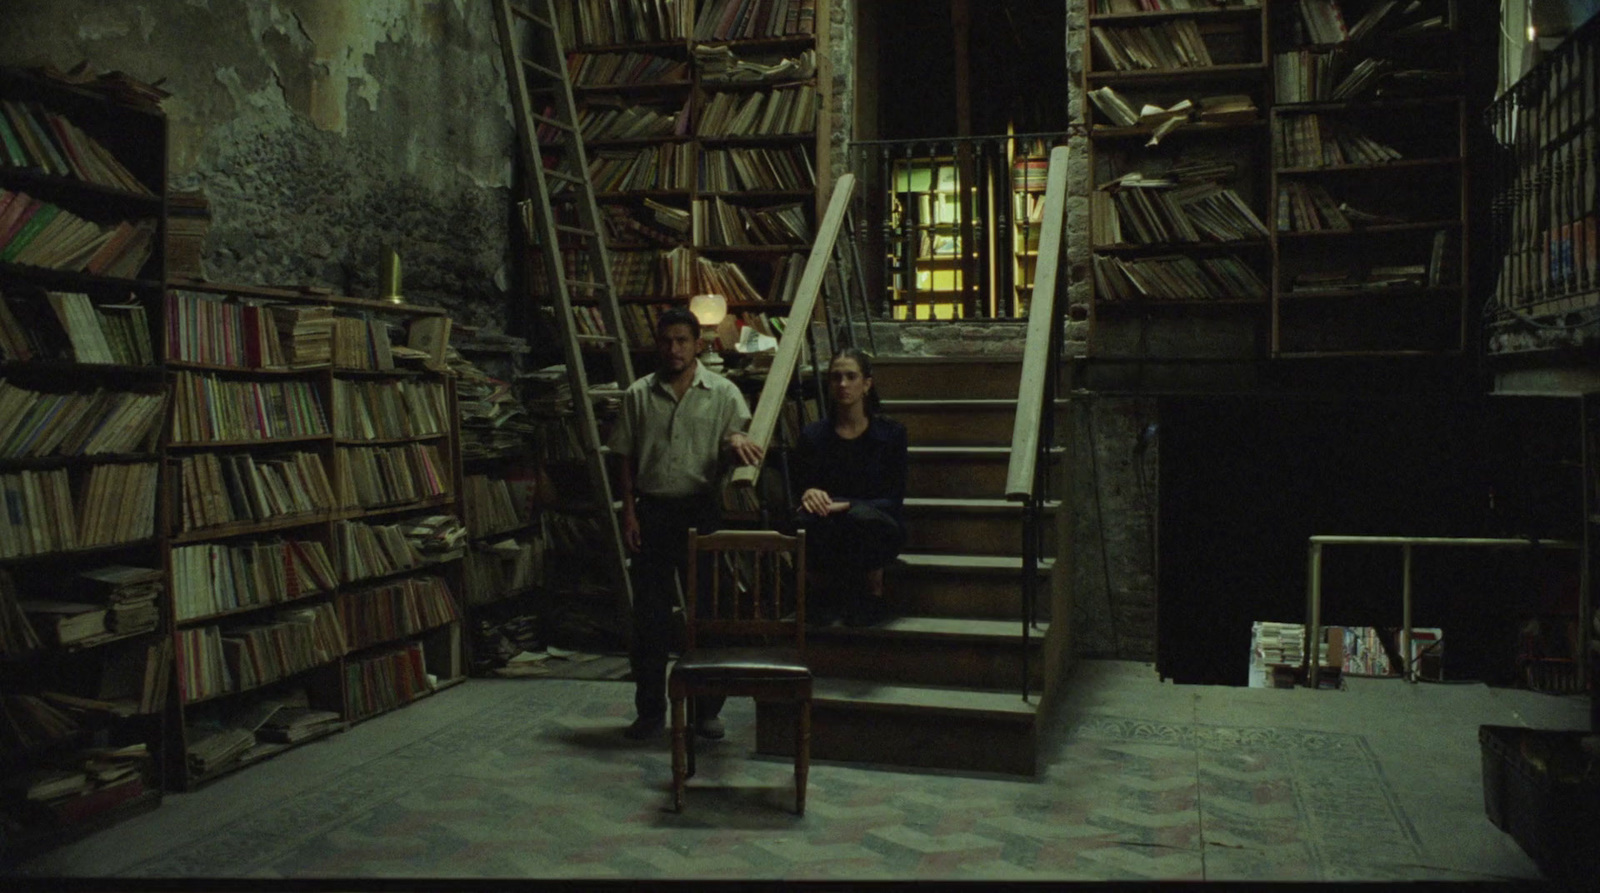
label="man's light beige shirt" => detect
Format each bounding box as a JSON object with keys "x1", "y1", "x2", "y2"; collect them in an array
[{"x1": 607, "y1": 361, "x2": 750, "y2": 498}]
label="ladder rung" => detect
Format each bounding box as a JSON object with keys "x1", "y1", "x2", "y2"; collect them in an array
[
  {"x1": 542, "y1": 168, "x2": 584, "y2": 185},
  {"x1": 520, "y1": 57, "x2": 563, "y2": 80},
  {"x1": 509, "y1": 5, "x2": 554, "y2": 28},
  {"x1": 530, "y1": 111, "x2": 575, "y2": 132},
  {"x1": 566, "y1": 278, "x2": 609, "y2": 291},
  {"x1": 574, "y1": 334, "x2": 619, "y2": 344},
  {"x1": 554, "y1": 224, "x2": 598, "y2": 238}
]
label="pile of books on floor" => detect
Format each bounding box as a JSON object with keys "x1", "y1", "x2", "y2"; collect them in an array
[
  {"x1": 1249, "y1": 621, "x2": 1316, "y2": 688},
  {"x1": 3, "y1": 742, "x2": 152, "y2": 826},
  {"x1": 185, "y1": 725, "x2": 255, "y2": 777}
]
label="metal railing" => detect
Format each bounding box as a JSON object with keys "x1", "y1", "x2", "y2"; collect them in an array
[
  {"x1": 1003, "y1": 145, "x2": 1071, "y2": 701},
  {"x1": 1302, "y1": 535, "x2": 1584, "y2": 687},
  {"x1": 1484, "y1": 12, "x2": 1599, "y2": 332},
  {"x1": 850, "y1": 132, "x2": 1075, "y2": 321}
]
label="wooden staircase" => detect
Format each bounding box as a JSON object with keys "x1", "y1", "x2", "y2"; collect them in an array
[{"x1": 755, "y1": 356, "x2": 1064, "y2": 776}]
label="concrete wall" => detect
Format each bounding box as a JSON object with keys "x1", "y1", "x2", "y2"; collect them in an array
[{"x1": 0, "y1": 0, "x2": 516, "y2": 329}]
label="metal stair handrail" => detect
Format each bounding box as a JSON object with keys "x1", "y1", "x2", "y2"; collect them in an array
[{"x1": 1002, "y1": 145, "x2": 1071, "y2": 701}]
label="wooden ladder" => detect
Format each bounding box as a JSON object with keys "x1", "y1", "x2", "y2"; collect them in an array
[{"x1": 493, "y1": 0, "x2": 635, "y2": 615}]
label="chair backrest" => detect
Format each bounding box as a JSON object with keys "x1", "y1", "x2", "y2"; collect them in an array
[{"x1": 683, "y1": 528, "x2": 806, "y2": 652}]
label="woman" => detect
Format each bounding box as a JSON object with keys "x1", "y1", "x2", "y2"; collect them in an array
[{"x1": 793, "y1": 347, "x2": 908, "y2": 627}]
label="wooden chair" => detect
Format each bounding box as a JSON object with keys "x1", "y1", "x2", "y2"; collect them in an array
[{"x1": 670, "y1": 528, "x2": 810, "y2": 815}]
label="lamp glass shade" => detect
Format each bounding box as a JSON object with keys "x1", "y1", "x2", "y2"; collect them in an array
[{"x1": 689, "y1": 293, "x2": 727, "y2": 327}]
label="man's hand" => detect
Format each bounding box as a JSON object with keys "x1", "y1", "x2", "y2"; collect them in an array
[
  {"x1": 621, "y1": 508, "x2": 642, "y2": 553},
  {"x1": 727, "y1": 431, "x2": 764, "y2": 466},
  {"x1": 800, "y1": 488, "x2": 837, "y2": 516}
]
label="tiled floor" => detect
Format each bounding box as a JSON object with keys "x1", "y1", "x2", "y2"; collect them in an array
[{"x1": 4, "y1": 660, "x2": 1590, "y2": 882}]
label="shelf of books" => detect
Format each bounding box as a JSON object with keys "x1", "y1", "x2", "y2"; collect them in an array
[
  {"x1": 1081, "y1": 0, "x2": 1469, "y2": 358},
  {"x1": 446, "y1": 326, "x2": 547, "y2": 675},
  {"x1": 159, "y1": 282, "x2": 467, "y2": 789},
  {"x1": 1484, "y1": 11, "x2": 1597, "y2": 357},
  {"x1": 0, "y1": 65, "x2": 171, "y2": 857},
  {"x1": 1084, "y1": 2, "x2": 1272, "y2": 356},
  {"x1": 546, "y1": 0, "x2": 826, "y2": 364},
  {"x1": 1267, "y1": 0, "x2": 1466, "y2": 356}
]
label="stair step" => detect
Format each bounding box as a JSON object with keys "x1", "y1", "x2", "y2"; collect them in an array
[
  {"x1": 813, "y1": 615, "x2": 1044, "y2": 641},
  {"x1": 883, "y1": 399, "x2": 1016, "y2": 447},
  {"x1": 756, "y1": 680, "x2": 1037, "y2": 775},
  {"x1": 902, "y1": 498, "x2": 1058, "y2": 557},
  {"x1": 907, "y1": 446, "x2": 1062, "y2": 500},
  {"x1": 810, "y1": 678, "x2": 1037, "y2": 721},
  {"x1": 804, "y1": 616, "x2": 1046, "y2": 689},
  {"x1": 871, "y1": 357, "x2": 1023, "y2": 401},
  {"x1": 886, "y1": 554, "x2": 1052, "y2": 620},
  {"x1": 896, "y1": 553, "x2": 1054, "y2": 574},
  {"x1": 906, "y1": 497, "x2": 1059, "y2": 512}
]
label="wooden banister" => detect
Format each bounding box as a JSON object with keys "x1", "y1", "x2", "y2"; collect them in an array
[
  {"x1": 1004, "y1": 146, "x2": 1071, "y2": 502},
  {"x1": 730, "y1": 173, "x2": 857, "y2": 489}
]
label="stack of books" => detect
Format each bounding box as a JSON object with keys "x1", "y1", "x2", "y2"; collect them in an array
[
  {"x1": 272, "y1": 305, "x2": 334, "y2": 368},
  {"x1": 78, "y1": 565, "x2": 162, "y2": 636},
  {"x1": 166, "y1": 191, "x2": 211, "y2": 278}
]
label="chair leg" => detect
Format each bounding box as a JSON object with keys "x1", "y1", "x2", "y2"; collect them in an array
[
  {"x1": 686, "y1": 699, "x2": 697, "y2": 779},
  {"x1": 671, "y1": 695, "x2": 687, "y2": 813},
  {"x1": 795, "y1": 699, "x2": 811, "y2": 816}
]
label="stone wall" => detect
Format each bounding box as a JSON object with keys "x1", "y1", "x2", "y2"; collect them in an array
[{"x1": 0, "y1": 0, "x2": 516, "y2": 329}]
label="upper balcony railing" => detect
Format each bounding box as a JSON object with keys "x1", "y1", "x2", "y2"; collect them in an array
[{"x1": 849, "y1": 131, "x2": 1078, "y2": 322}]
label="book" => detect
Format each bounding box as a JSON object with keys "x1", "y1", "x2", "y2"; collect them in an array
[
  {"x1": 21, "y1": 769, "x2": 90, "y2": 801},
  {"x1": 47, "y1": 774, "x2": 146, "y2": 825},
  {"x1": 18, "y1": 600, "x2": 108, "y2": 645},
  {"x1": 407, "y1": 316, "x2": 452, "y2": 370}
]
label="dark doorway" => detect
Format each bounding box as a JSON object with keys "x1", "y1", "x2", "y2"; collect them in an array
[
  {"x1": 1155, "y1": 395, "x2": 1579, "y2": 687},
  {"x1": 869, "y1": 0, "x2": 1068, "y2": 138}
]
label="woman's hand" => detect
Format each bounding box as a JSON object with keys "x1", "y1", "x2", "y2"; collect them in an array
[{"x1": 800, "y1": 488, "x2": 835, "y2": 516}]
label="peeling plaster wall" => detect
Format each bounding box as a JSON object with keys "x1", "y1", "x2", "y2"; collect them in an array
[{"x1": 0, "y1": 0, "x2": 515, "y2": 329}]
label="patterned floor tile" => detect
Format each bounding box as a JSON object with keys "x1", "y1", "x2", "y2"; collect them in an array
[{"x1": 8, "y1": 674, "x2": 1563, "y2": 883}]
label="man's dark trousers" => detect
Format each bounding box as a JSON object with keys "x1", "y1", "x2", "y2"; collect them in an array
[{"x1": 632, "y1": 492, "x2": 725, "y2": 724}]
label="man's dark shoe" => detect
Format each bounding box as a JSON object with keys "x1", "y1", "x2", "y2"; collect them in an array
[
  {"x1": 623, "y1": 716, "x2": 664, "y2": 740},
  {"x1": 695, "y1": 716, "x2": 726, "y2": 739}
]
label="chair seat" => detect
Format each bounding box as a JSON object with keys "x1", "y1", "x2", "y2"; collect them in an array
[{"x1": 672, "y1": 646, "x2": 810, "y2": 681}]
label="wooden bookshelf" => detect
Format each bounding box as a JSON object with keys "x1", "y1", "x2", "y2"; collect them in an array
[
  {"x1": 160, "y1": 284, "x2": 466, "y2": 790},
  {"x1": 545, "y1": 0, "x2": 829, "y2": 364},
  {"x1": 1081, "y1": 0, "x2": 1470, "y2": 359},
  {"x1": 1268, "y1": 0, "x2": 1467, "y2": 356},
  {"x1": 0, "y1": 64, "x2": 170, "y2": 854}
]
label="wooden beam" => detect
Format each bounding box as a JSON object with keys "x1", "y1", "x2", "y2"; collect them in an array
[{"x1": 730, "y1": 174, "x2": 857, "y2": 489}]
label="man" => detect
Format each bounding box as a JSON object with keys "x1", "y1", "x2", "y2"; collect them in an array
[{"x1": 608, "y1": 307, "x2": 764, "y2": 741}]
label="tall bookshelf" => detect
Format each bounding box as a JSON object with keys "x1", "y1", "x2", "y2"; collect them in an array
[
  {"x1": 1267, "y1": 0, "x2": 1467, "y2": 356},
  {"x1": 1084, "y1": 1, "x2": 1274, "y2": 356},
  {"x1": 448, "y1": 327, "x2": 546, "y2": 672},
  {"x1": 0, "y1": 67, "x2": 170, "y2": 855},
  {"x1": 160, "y1": 280, "x2": 465, "y2": 790},
  {"x1": 551, "y1": 0, "x2": 827, "y2": 363},
  {"x1": 1081, "y1": 0, "x2": 1469, "y2": 358}
]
